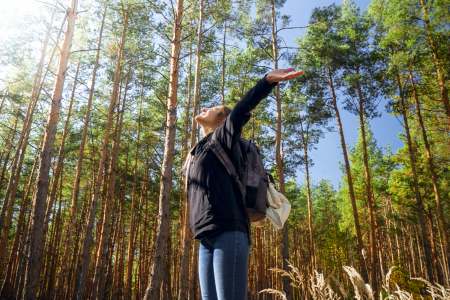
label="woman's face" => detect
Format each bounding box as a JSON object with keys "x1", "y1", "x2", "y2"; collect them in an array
[{"x1": 195, "y1": 105, "x2": 224, "y2": 127}]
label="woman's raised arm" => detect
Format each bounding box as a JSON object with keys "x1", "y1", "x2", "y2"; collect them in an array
[{"x1": 214, "y1": 68, "x2": 304, "y2": 151}]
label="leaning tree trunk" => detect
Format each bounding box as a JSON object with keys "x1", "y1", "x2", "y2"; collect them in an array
[
  {"x1": 57, "y1": 6, "x2": 107, "y2": 299},
  {"x1": 303, "y1": 139, "x2": 316, "y2": 270},
  {"x1": 270, "y1": 1, "x2": 291, "y2": 298},
  {"x1": 327, "y1": 68, "x2": 369, "y2": 282},
  {"x1": 42, "y1": 62, "x2": 79, "y2": 239},
  {"x1": 409, "y1": 68, "x2": 449, "y2": 281},
  {"x1": 355, "y1": 79, "x2": 379, "y2": 293},
  {"x1": 178, "y1": 34, "x2": 193, "y2": 300},
  {"x1": 38, "y1": 63, "x2": 79, "y2": 298},
  {"x1": 189, "y1": 0, "x2": 204, "y2": 148},
  {"x1": 143, "y1": 0, "x2": 184, "y2": 298},
  {"x1": 0, "y1": 8, "x2": 62, "y2": 272},
  {"x1": 22, "y1": 1, "x2": 78, "y2": 298},
  {"x1": 92, "y1": 68, "x2": 130, "y2": 300},
  {"x1": 221, "y1": 21, "x2": 227, "y2": 105},
  {"x1": 125, "y1": 73, "x2": 144, "y2": 300},
  {"x1": 396, "y1": 72, "x2": 434, "y2": 281},
  {"x1": 74, "y1": 7, "x2": 127, "y2": 300}
]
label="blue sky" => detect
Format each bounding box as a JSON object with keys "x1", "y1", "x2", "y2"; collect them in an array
[{"x1": 279, "y1": 0, "x2": 404, "y2": 188}]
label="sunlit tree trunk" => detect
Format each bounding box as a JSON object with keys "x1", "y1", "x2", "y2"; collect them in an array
[
  {"x1": 56, "y1": 6, "x2": 107, "y2": 299},
  {"x1": 143, "y1": 0, "x2": 184, "y2": 297},
  {"x1": 396, "y1": 72, "x2": 434, "y2": 281},
  {"x1": 355, "y1": 79, "x2": 379, "y2": 292},
  {"x1": 190, "y1": 0, "x2": 204, "y2": 148},
  {"x1": 327, "y1": 68, "x2": 369, "y2": 282},
  {"x1": 92, "y1": 68, "x2": 129, "y2": 300},
  {"x1": 178, "y1": 33, "x2": 193, "y2": 300},
  {"x1": 43, "y1": 62, "x2": 80, "y2": 239},
  {"x1": 0, "y1": 8, "x2": 62, "y2": 272},
  {"x1": 409, "y1": 68, "x2": 449, "y2": 281},
  {"x1": 74, "y1": 7, "x2": 128, "y2": 300},
  {"x1": 125, "y1": 73, "x2": 144, "y2": 300},
  {"x1": 270, "y1": 1, "x2": 291, "y2": 298},
  {"x1": 23, "y1": 1, "x2": 78, "y2": 298}
]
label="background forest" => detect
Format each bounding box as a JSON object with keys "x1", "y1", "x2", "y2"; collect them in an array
[{"x1": 0, "y1": 0, "x2": 448, "y2": 299}]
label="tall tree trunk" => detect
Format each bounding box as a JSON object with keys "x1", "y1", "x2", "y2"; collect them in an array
[
  {"x1": 221, "y1": 21, "x2": 226, "y2": 105},
  {"x1": 409, "y1": 68, "x2": 449, "y2": 281},
  {"x1": 355, "y1": 80, "x2": 379, "y2": 292},
  {"x1": 92, "y1": 68, "x2": 130, "y2": 300},
  {"x1": 143, "y1": 0, "x2": 184, "y2": 297},
  {"x1": 57, "y1": 6, "x2": 107, "y2": 299},
  {"x1": 270, "y1": 1, "x2": 291, "y2": 298},
  {"x1": 327, "y1": 68, "x2": 369, "y2": 282},
  {"x1": 0, "y1": 8, "x2": 62, "y2": 271},
  {"x1": 23, "y1": 1, "x2": 77, "y2": 298},
  {"x1": 178, "y1": 34, "x2": 193, "y2": 300},
  {"x1": 43, "y1": 62, "x2": 79, "y2": 238},
  {"x1": 125, "y1": 73, "x2": 144, "y2": 300},
  {"x1": 39, "y1": 62, "x2": 79, "y2": 298},
  {"x1": 190, "y1": 0, "x2": 204, "y2": 148},
  {"x1": 298, "y1": 115, "x2": 316, "y2": 271},
  {"x1": 74, "y1": 7, "x2": 127, "y2": 300},
  {"x1": 303, "y1": 142, "x2": 316, "y2": 270},
  {"x1": 42, "y1": 176, "x2": 64, "y2": 300},
  {"x1": 396, "y1": 72, "x2": 434, "y2": 281}
]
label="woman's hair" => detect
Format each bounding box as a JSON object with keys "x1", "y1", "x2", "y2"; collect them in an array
[{"x1": 218, "y1": 105, "x2": 231, "y2": 121}]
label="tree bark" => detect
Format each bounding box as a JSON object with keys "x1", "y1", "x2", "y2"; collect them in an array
[
  {"x1": 92, "y1": 68, "x2": 130, "y2": 300},
  {"x1": 396, "y1": 72, "x2": 434, "y2": 281},
  {"x1": 221, "y1": 21, "x2": 227, "y2": 105},
  {"x1": 74, "y1": 7, "x2": 127, "y2": 300},
  {"x1": 189, "y1": 0, "x2": 204, "y2": 148},
  {"x1": 125, "y1": 72, "x2": 144, "y2": 300},
  {"x1": 270, "y1": 1, "x2": 291, "y2": 298},
  {"x1": 178, "y1": 31, "x2": 193, "y2": 300},
  {"x1": 57, "y1": 6, "x2": 107, "y2": 299},
  {"x1": 143, "y1": 0, "x2": 184, "y2": 297},
  {"x1": 327, "y1": 68, "x2": 369, "y2": 282},
  {"x1": 0, "y1": 8, "x2": 63, "y2": 272},
  {"x1": 23, "y1": 1, "x2": 77, "y2": 298},
  {"x1": 409, "y1": 68, "x2": 449, "y2": 281},
  {"x1": 355, "y1": 80, "x2": 379, "y2": 292}
]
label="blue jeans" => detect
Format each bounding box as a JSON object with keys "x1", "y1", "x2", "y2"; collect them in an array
[{"x1": 198, "y1": 230, "x2": 250, "y2": 300}]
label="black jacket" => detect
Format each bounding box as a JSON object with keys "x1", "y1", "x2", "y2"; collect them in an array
[{"x1": 187, "y1": 75, "x2": 277, "y2": 245}]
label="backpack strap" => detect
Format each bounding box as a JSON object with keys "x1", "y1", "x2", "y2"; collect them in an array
[{"x1": 210, "y1": 132, "x2": 246, "y2": 199}]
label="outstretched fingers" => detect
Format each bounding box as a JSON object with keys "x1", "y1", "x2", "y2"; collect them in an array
[{"x1": 283, "y1": 70, "x2": 304, "y2": 80}]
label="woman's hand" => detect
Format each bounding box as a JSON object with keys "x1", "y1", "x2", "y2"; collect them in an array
[{"x1": 266, "y1": 68, "x2": 304, "y2": 84}]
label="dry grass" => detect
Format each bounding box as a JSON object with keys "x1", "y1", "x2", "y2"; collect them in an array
[
  {"x1": 258, "y1": 264, "x2": 450, "y2": 300},
  {"x1": 309, "y1": 270, "x2": 341, "y2": 300},
  {"x1": 342, "y1": 266, "x2": 374, "y2": 300}
]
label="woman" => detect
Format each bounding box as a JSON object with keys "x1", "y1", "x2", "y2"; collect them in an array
[{"x1": 185, "y1": 68, "x2": 303, "y2": 300}]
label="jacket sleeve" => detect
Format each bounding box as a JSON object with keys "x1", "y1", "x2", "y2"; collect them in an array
[{"x1": 213, "y1": 75, "x2": 277, "y2": 151}]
